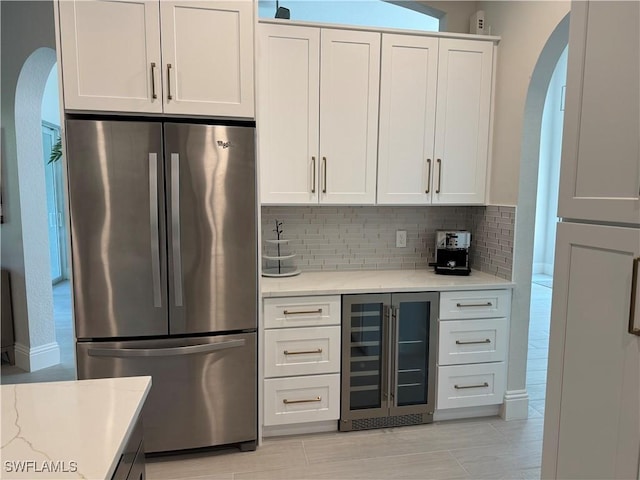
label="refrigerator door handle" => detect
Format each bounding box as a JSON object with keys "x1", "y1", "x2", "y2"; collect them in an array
[
  {"x1": 629, "y1": 257, "x2": 640, "y2": 336},
  {"x1": 171, "y1": 153, "x2": 183, "y2": 307},
  {"x1": 149, "y1": 153, "x2": 162, "y2": 308},
  {"x1": 87, "y1": 339, "x2": 246, "y2": 358}
]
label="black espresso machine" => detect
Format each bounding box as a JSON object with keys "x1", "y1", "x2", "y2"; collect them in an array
[{"x1": 433, "y1": 230, "x2": 471, "y2": 275}]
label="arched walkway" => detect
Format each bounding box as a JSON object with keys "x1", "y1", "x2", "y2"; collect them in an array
[{"x1": 12, "y1": 46, "x2": 60, "y2": 371}]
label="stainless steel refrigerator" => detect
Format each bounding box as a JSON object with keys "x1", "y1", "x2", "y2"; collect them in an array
[{"x1": 66, "y1": 119, "x2": 257, "y2": 453}]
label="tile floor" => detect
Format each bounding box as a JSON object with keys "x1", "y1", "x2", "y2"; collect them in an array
[
  {"x1": 146, "y1": 275, "x2": 553, "y2": 480},
  {"x1": 0, "y1": 280, "x2": 76, "y2": 384},
  {"x1": 0, "y1": 276, "x2": 553, "y2": 479}
]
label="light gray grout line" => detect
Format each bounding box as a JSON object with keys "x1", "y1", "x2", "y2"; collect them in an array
[
  {"x1": 301, "y1": 438, "x2": 311, "y2": 466},
  {"x1": 445, "y1": 449, "x2": 473, "y2": 477}
]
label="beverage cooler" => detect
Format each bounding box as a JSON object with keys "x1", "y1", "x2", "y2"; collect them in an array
[{"x1": 340, "y1": 292, "x2": 438, "y2": 431}]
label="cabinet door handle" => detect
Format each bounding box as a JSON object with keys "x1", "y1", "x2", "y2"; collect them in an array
[
  {"x1": 167, "y1": 63, "x2": 173, "y2": 100},
  {"x1": 435, "y1": 158, "x2": 442, "y2": 194},
  {"x1": 283, "y1": 308, "x2": 323, "y2": 315},
  {"x1": 454, "y1": 382, "x2": 489, "y2": 390},
  {"x1": 322, "y1": 157, "x2": 327, "y2": 193},
  {"x1": 456, "y1": 302, "x2": 493, "y2": 308},
  {"x1": 455, "y1": 339, "x2": 491, "y2": 345},
  {"x1": 311, "y1": 156, "x2": 316, "y2": 194},
  {"x1": 284, "y1": 348, "x2": 322, "y2": 355},
  {"x1": 283, "y1": 396, "x2": 321, "y2": 404},
  {"x1": 629, "y1": 257, "x2": 640, "y2": 336},
  {"x1": 150, "y1": 62, "x2": 158, "y2": 99},
  {"x1": 426, "y1": 158, "x2": 431, "y2": 194}
]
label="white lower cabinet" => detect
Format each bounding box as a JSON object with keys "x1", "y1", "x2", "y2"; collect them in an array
[
  {"x1": 264, "y1": 374, "x2": 341, "y2": 426},
  {"x1": 437, "y1": 289, "x2": 510, "y2": 411},
  {"x1": 437, "y1": 362, "x2": 506, "y2": 409},
  {"x1": 263, "y1": 295, "x2": 341, "y2": 432}
]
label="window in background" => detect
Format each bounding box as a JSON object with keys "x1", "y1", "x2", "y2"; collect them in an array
[{"x1": 258, "y1": 0, "x2": 440, "y2": 31}]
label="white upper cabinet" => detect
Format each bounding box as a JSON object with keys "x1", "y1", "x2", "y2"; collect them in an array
[
  {"x1": 377, "y1": 34, "x2": 438, "y2": 205},
  {"x1": 58, "y1": 0, "x2": 255, "y2": 118},
  {"x1": 58, "y1": 0, "x2": 163, "y2": 113},
  {"x1": 432, "y1": 39, "x2": 493, "y2": 204},
  {"x1": 257, "y1": 22, "x2": 496, "y2": 206},
  {"x1": 160, "y1": 1, "x2": 254, "y2": 117},
  {"x1": 319, "y1": 29, "x2": 380, "y2": 205},
  {"x1": 258, "y1": 24, "x2": 320, "y2": 204},
  {"x1": 377, "y1": 35, "x2": 494, "y2": 205},
  {"x1": 258, "y1": 24, "x2": 380, "y2": 205},
  {"x1": 558, "y1": 1, "x2": 640, "y2": 224}
]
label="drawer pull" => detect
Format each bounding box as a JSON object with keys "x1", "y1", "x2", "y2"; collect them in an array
[
  {"x1": 283, "y1": 396, "x2": 321, "y2": 405},
  {"x1": 284, "y1": 348, "x2": 323, "y2": 355},
  {"x1": 455, "y1": 339, "x2": 491, "y2": 345},
  {"x1": 454, "y1": 382, "x2": 489, "y2": 390},
  {"x1": 456, "y1": 302, "x2": 493, "y2": 308},
  {"x1": 283, "y1": 308, "x2": 323, "y2": 315}
]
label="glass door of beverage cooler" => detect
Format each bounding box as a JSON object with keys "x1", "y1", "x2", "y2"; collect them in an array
[
  {"x1": 389, "y1": 292, "x2": 438, "y2": 417},
  {"x1": 340, "y1": 292, "x2": 438, "y2": 431},
  {"x1": 341, "y1": 294, "x2": 390, "y2": 426}
]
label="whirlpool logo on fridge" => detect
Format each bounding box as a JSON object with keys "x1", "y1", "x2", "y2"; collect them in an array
[{"x1": 217, "y1": 140, "x2": 232, "y2": 149}]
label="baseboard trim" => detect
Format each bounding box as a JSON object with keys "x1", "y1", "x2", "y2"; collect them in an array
[
  {"x1": 263, "y1": 420, "x2": 337, "y2": 438},
  {"x1": 434, "y1": 404, "x2": 501, "y2": 422},
  {"x1": 501, "y1": 389, "x2": 529, "y2": 420},
  {"x1": 14, "y1": 342, "x2": 60, "y2": 372}
]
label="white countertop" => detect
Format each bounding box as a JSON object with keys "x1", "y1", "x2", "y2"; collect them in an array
[
  {"x1": 1, "y1": 376, "x2": 152, "y2": 480},
  {"x1": 261, "y1": 269, "x2": 514, "y2": 297}
]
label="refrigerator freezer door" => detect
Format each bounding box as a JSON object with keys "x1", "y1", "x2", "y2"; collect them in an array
[
  {"x1": 164, "y1": 123, "x2": 257, "y2": 334},
  {"x1": 77, "y1": 332, "x2": 257, "y2": 453},
  {"x1": 66, "y1": 120, "x2": 168, "y2": 339}
]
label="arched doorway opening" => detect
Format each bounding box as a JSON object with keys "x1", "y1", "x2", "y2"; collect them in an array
[
  {"x1": 1, "y1": 46, "x2": 72, "y2": 380},
  {"x1": 513, "y1": 13, "x2": 570, "y2": 415}
]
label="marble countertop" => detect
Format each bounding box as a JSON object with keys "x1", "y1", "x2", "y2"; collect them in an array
[
  {"x1": 1, "y1": 376, "x2": 152, "y2": 480},
  {"x1": 261, "y1": 269, "x2": 514, "y2": 297}
]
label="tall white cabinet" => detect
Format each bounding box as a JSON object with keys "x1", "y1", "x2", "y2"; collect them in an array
[
  {"x1": 258, "y1": 23, "x2": 380, "y2": 205},
  {"x1": 377, "y1": 36, "x2": 493, "y2": 205},
  {"x1": 556, "y1": 1, "x2": 640, "y2": 224},
  {"x1": 58, "y1": 0, "x2": 254, "y2": 118},
  {"x1": 542, "y1": 2, "x2": 640, "y2": 479}
]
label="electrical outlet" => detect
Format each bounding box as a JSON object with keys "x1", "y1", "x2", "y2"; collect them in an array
[{"x1": 396, "y1": 230, "x2": 407, "y2": 248}]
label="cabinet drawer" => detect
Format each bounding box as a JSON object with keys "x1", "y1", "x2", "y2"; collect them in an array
[
  {"x1": 264, "y1": 374, "x2": 340, "y2": 426},
  {"x1": 437, "y1": 362, "x2": 506, "y2": 409},
  {"x1": 439, "y1": 290, "x2": 511, "y2": 320},
  {"x1": 264, "y1": 296, "x2": 341, "y2": 328},
  {"x1": 264, "y1": 326, "x2": 341, "y2": 377},
  {"x1": 438, "y1": 318, "x2": 508, "y2": 365}
]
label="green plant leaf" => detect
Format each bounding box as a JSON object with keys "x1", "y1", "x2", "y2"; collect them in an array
[{"x1": 48, "y1": 137, "x2": 62, "y2": 164}]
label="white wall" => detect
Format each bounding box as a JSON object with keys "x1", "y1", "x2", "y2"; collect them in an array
[
  {"x1": 478, "y1": 0, "x2": 570, "y2": 420},
  {"x1": 41, "y1": 65, "x2": 61, "y2": 127},
  {"x1": 533, "y1": 47, "x2": 567, "y2": 275},
  {"x1": 1, "y1": 0, "x2": 59, "y2": 371},
  {"x1": 482, "y1": 1, "x2": 570, "y2": 207}
]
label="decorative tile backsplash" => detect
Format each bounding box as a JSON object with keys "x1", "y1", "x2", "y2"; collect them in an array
[
  {"x1": 261, "y1": 205, "x2": 515, "y2": 280},
  {"x1": 468, "y1": 206, "x2": 516, "y2": 280}
]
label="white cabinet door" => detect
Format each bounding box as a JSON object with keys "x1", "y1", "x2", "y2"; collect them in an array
[
  {"x1": 542, "y1": 222, "x2": 640, "y2": 479},
  {"x1": 433, "y1": 39, "x2": 493, "y2": 205},
  {"x1": 319, "y1": 29, "x2": 380, "y2": 205},
  {"x1": 377, "y1": 34, "x2": 438, "y2": 205},
  {"x1": 557, "y1": 1, "x2": 640, "y2": 224},
  {"x1": 258, "y1": 24, "x2": 320, "y2": 204},
  {"x1": 58, "y1": 0, "x2": 163, "y2": 113},
  {"x1": 160, "y1": 1, "x2": 254, "y2": 118}
]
